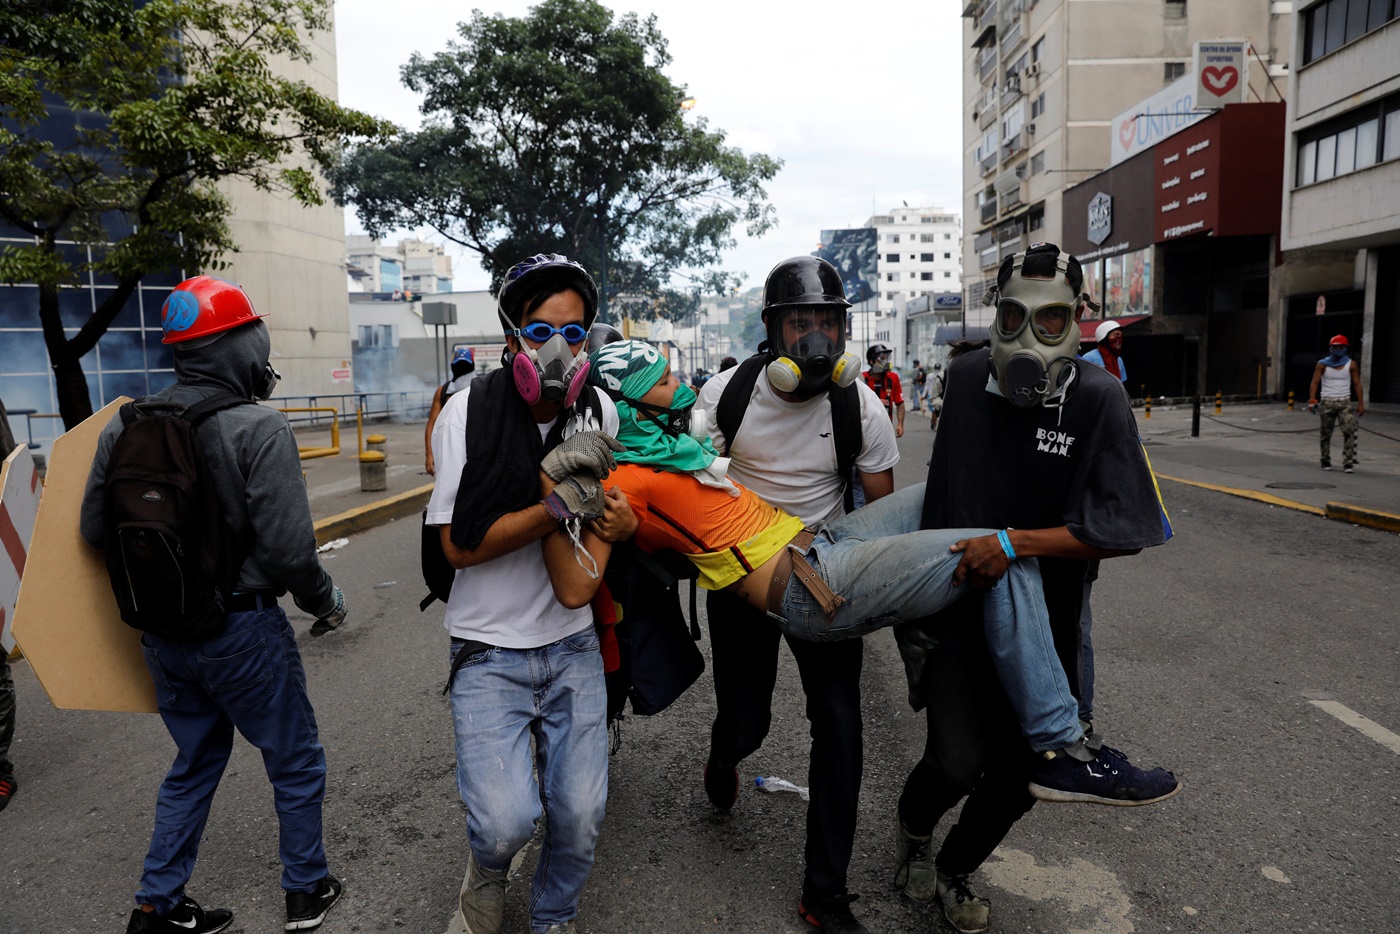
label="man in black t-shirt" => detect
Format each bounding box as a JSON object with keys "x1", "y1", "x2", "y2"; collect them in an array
[{"x1": 891, "y1": 243, "x2": 1176, "y2": 934}]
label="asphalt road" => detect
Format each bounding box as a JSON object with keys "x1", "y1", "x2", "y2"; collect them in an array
[{"x1": 2, "y1": 423, "x2": 1398, "y2": 933}]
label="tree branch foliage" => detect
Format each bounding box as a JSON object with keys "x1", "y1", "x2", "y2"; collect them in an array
[
  {"x1": 332, "y1": 0, "x2": 781, "y2": 321},
  {"x1": 0, "y1": 0, "x2": 395, "y2": 427}
]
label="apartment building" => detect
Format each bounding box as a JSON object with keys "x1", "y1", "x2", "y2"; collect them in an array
[
  {"x1": 347, "y1": 236, "x2": 455, "y2": 296},
  {"x1": 858, "y1": 206, "x2": 962, "y2": 364},
  {"x1": 1280, "y1": 0, "x2": 1400, "y2": 404},
  {"x1": 962, "y1": 0, "x2": 1292, "y2": 326}
]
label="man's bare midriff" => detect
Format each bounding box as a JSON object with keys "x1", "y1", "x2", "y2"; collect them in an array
[{"x1": 723, "y1": 536, "x2": 796, "y2": 614}]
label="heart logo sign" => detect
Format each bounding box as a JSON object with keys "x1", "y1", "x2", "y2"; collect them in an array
[
  {"x1": 1202, "y1": 66, "x2": 1239, "y2": 97},
  {"x1": 1119, "y1": 118, "x2": 1137, "y2": 150}
]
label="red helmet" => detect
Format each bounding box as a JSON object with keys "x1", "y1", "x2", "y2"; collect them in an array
[
  {"x1": 160, "y1": 276, "x2": 266, "y2": 344},
  {"x1": 1329, "y1": 334, "x2": 1349, "y2": 348}
]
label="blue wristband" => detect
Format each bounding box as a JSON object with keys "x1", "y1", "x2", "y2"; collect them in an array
[{"x1": 997, "y1": 529, "x2": 1017, "y2": 561}]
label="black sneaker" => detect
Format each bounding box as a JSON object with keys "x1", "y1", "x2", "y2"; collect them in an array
[
  {"x1": 126, "y1": 898, "x2": 233, "y2": 934},
  {"x1": 703, "y1": 753, "x2": 738, "y2": 812},
  {"x1": 0, "y1": 775, "x2": 15, "y2": 812},
  {"x1": 286, "y1": 874, "x2": 342, "y2": 931},
  {"x1": 1029, "y1": 742, "x2": 1181, "y2": 807},
  {"x1": 797, "y1": 892, "x2": 871, "y2": 934}
]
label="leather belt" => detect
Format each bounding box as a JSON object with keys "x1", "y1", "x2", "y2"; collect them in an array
[
  {"x1": 766, "y1": 529, "x2": 845, "y2": 619},
  {"x1": 227, "y1": 591, "x2": 277, "y2": 612}
]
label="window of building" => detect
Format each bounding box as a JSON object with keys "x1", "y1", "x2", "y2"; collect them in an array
[
  {"x1": 1028, "y1": 206, "x2": 1045, "y2": 232},
  {"x1": 920, "y1": 253, "x2": 935, "y2": 262},
  {"x1": 1164, "y1": 61, "x2": 1186, "y2": 82},
  {"x1": 1305, "y1": 0, "x2": 1397, "y2": 64},
  {"x1": 1165, "y1": 0, "x2": 1186, "y2": 19},
  {"x1": 1030, "y1": 149, "x2": 1046, "y2": 175},
  {"x1": 909, "y1": 271, "x2": 919, "y2": 280},
  {"x1": 1031, "y1": 36, "x2": 1044, "y2": 63},
  {"x1": 1030, "y1": 93, "x2": 1046, "y2": 119},
  {"x1": 921, "y1": 272, "x2": 934, "y2": 281},
  {"x1": 886, "y1": 292, "x2": 897, "y2": 301},
  {"x1": 1296, "y1": 95, "x2": 1400, "y2": 186},
  {"x1": 890, "y1": 233, "x2": 900, "y2": 243},
  {"x1": 920, "y1": 233, "x2": 936, "y2": 242},
  {"x1": 944, "y1": 252, "x2": 952, "y2": 259},
  {"x1": 886, "y1": 272, "x2": 897, "y2": 281},
  {"x1": 886, "y1": 253, "x2": 900, "y2": 263},
  {"x1": 945, "y1": 233, "x2": 952, "y2": 239},
  {"x1": 920, "y1": 216, "x2": 933, "y2": 223}
]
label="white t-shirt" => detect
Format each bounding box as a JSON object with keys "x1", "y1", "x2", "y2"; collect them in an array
[
  {"x1": 426, "y1": 386, "x2": 619, "y2": 647},
  {"x1": 698, "y1": 365, "x2": 900, "y2": 526}
]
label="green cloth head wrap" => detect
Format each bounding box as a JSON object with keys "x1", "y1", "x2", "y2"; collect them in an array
[{"x1": 588, "y1": 339, "x2": 719, "y2": 473}]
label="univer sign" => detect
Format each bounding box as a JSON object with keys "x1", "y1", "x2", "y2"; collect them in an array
[{"x1": 1088, "y1": 192, "x2": 1113, "y2": 245}]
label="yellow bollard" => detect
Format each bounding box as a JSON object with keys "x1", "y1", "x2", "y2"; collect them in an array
[
  {"x1": 1215, "y1": 391, "x2": 1222, "y2": 415},
  {"x1": 1287, "y1": 390, "x2": 1295, "y2": 411},
  {"x1": 359, "y1": 450, "x2": 387, "y2": 492},
  {"x1": 367, "y1": 433, "x2": 387, "y2": 454},
  {"x1": 1144, "y1": 398, "x2": 1151, "y2": 419}
]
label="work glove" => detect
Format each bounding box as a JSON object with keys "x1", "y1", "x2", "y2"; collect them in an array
[
  {"x1": 541, "y1": 473, "x2": 607, "y2": 522},
  {"x1": 310, "y1": 585, "x2": 347, "y2": 637},
  {"x1": 541, "y1": 431, "x2": 625, "y2": 482}
]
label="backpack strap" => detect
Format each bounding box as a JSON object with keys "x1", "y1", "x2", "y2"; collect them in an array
[
  {"x1": 181, "y1": 391, "x2": 254, "y2": 424},
  {"x1": 715, "y1": 354, "x2": 767, "y2": 457},
  {"x1": 829, "y1": 382, "x2": 864, "y2": 514}
]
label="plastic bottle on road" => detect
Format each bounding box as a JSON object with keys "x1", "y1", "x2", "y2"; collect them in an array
[{"x1": 755, "y1": 775, "x2": 809, "y2": 801}]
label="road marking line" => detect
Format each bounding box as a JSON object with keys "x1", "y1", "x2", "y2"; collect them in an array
[{"x1": 1308, "y1": 698, "x2": 1400, "y2": 754}]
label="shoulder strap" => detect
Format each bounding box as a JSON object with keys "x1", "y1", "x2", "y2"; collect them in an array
[
  {"x1": 715, "y1": 354, "x2": 767, "y2": 457},
  {"x1": 828, "y1": 383, "x2": 864, "y2": 514},
  {"x1": 181, "y1": 391, "x2": 254, "y2": 425}
]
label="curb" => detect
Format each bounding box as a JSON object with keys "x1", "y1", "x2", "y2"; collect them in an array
[
  {"x1": 312, "y1": 482, "x2": 434, "y2": 546},
  {"x1": 1156, "y1": 473, "x2": 1400, "y2": 533}
]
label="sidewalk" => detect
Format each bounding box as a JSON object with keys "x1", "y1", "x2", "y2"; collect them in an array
[{"x1": 310, "y1": 401, "x2": 1400, "y2": 543}]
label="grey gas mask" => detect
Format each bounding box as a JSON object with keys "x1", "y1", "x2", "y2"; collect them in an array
[{"x1": 984, "y1": 251, "x2": 1096, "y2": 408}]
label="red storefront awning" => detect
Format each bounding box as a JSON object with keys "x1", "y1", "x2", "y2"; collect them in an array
[{"x1": 1079, "y1": 315, "x2": 1148, "y2": 343}]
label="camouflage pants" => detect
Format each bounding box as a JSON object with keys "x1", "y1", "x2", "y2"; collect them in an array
[
  {"x1": 1318, "y1": 399, "x2": 1358, "y2": 468},
  {"x1": 0, "y1": 652, "x2": 14, "y2": 777}
]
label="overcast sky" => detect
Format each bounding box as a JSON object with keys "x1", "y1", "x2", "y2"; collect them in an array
[{"x1": 332, "y1": 0, "x2": 965, "y2": 292}]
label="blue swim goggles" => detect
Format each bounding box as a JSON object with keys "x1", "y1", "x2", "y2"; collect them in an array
[{"x1": 510, "y1": 322, "x2": 589, "y2": 345}]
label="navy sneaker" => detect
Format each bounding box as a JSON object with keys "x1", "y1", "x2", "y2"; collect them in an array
[
  {"x1": 703, "y1": 753, "x2": 738, "y2": 812},
  {"x1": 797, "y1": 892, "x2": 871, "y2": 934},
  {"x1": 286, "y1": 874, "x2": 342, "y2": 931},
  {"x1": 126, "y1": 898, "x2": 233, "y2": 934},
  {"x1": 1029, "y1": 741, "x2": 1181, "y2": 806}
]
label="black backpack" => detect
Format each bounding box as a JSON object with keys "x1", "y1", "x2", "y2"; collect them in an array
[
  {"x1": 716, "y1": 353, "x2": 865, "y2": 514},
  {"x1": 101, "y1": 392, "x2": 252, "y2": 642}
]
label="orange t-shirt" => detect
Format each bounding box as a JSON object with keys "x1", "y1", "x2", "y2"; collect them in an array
[{"x1": 608, "y1": 463, "x2": 804, "y2": 591}]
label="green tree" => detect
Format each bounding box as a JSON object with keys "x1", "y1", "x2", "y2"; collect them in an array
[
  {"x1": 0, "y1": 0, "x2": 394, "y2": 428},
  {"x1": 333, "y1": 0, "x2": 780, "y2": 322}
]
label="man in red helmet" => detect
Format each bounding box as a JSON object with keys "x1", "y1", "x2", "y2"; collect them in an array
[
  {"x1": 81, "y1": 276, "x2": 347, "y2": 934},
  {"x1": 1308, "y1": 334, "x2": 1365, "y2": 472}
]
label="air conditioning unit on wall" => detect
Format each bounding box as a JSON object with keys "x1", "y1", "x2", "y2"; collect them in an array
[{"x1": 1024, "y1": 63, "x2": 1041, "y2": 79}]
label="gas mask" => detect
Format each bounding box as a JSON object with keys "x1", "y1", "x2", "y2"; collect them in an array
[
  {"x1": 764, "y1": 309, "x2": 861, "y2": 397},
  {"x1": 985, "y1": 251, "x2": 1093, "y2": 408},
  {"x1": 498, "y1": 308, "x2": 590, "y2": 407},
  {"x1": 630, "y1": 383, "x2": 699, "y2": 439},
  {"x1": 254, "y1": 362, "x2": 280, "y2": 401}
]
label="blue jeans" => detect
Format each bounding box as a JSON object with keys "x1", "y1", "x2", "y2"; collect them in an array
[
  {"x1": 775, "y1": 483, "x2": 1081, "y2": 752},
  {"x1": 138, "y1": 603, "x2": 328, "y2": 913},
  {"x1": 448, "y1": 626, "x2": 608, "y2": 933}
]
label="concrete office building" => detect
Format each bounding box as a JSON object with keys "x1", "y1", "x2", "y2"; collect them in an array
[
  {"x1": 861, "y1": 206, "x2": 962, "y2": 364},
  {"x1": 0, "y1": 19, "x2": 354, "y2": 451},
  {"x1": 347, "y1": 236, "x2": 455, "y2": 296},
  {"x1": 1280, "y1": 0, "x2": 1400, "y2": 405},
  {"x1": 961, "y1": 0, "x2": 1292, "y2": 324}
]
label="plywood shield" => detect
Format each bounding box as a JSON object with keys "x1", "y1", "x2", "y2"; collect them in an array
[{"x1": 11, "y1": 398, "x2": 158, "y2": 713}]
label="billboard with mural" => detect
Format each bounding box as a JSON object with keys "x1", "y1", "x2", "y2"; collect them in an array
[{"x1": 814, "y1": 228, "x2": 878, "y2": 306}]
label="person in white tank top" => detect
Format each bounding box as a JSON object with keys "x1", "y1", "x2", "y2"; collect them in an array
[{"x1": 1307, "y1": 334, "x2": 1365, "y2": 472}]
